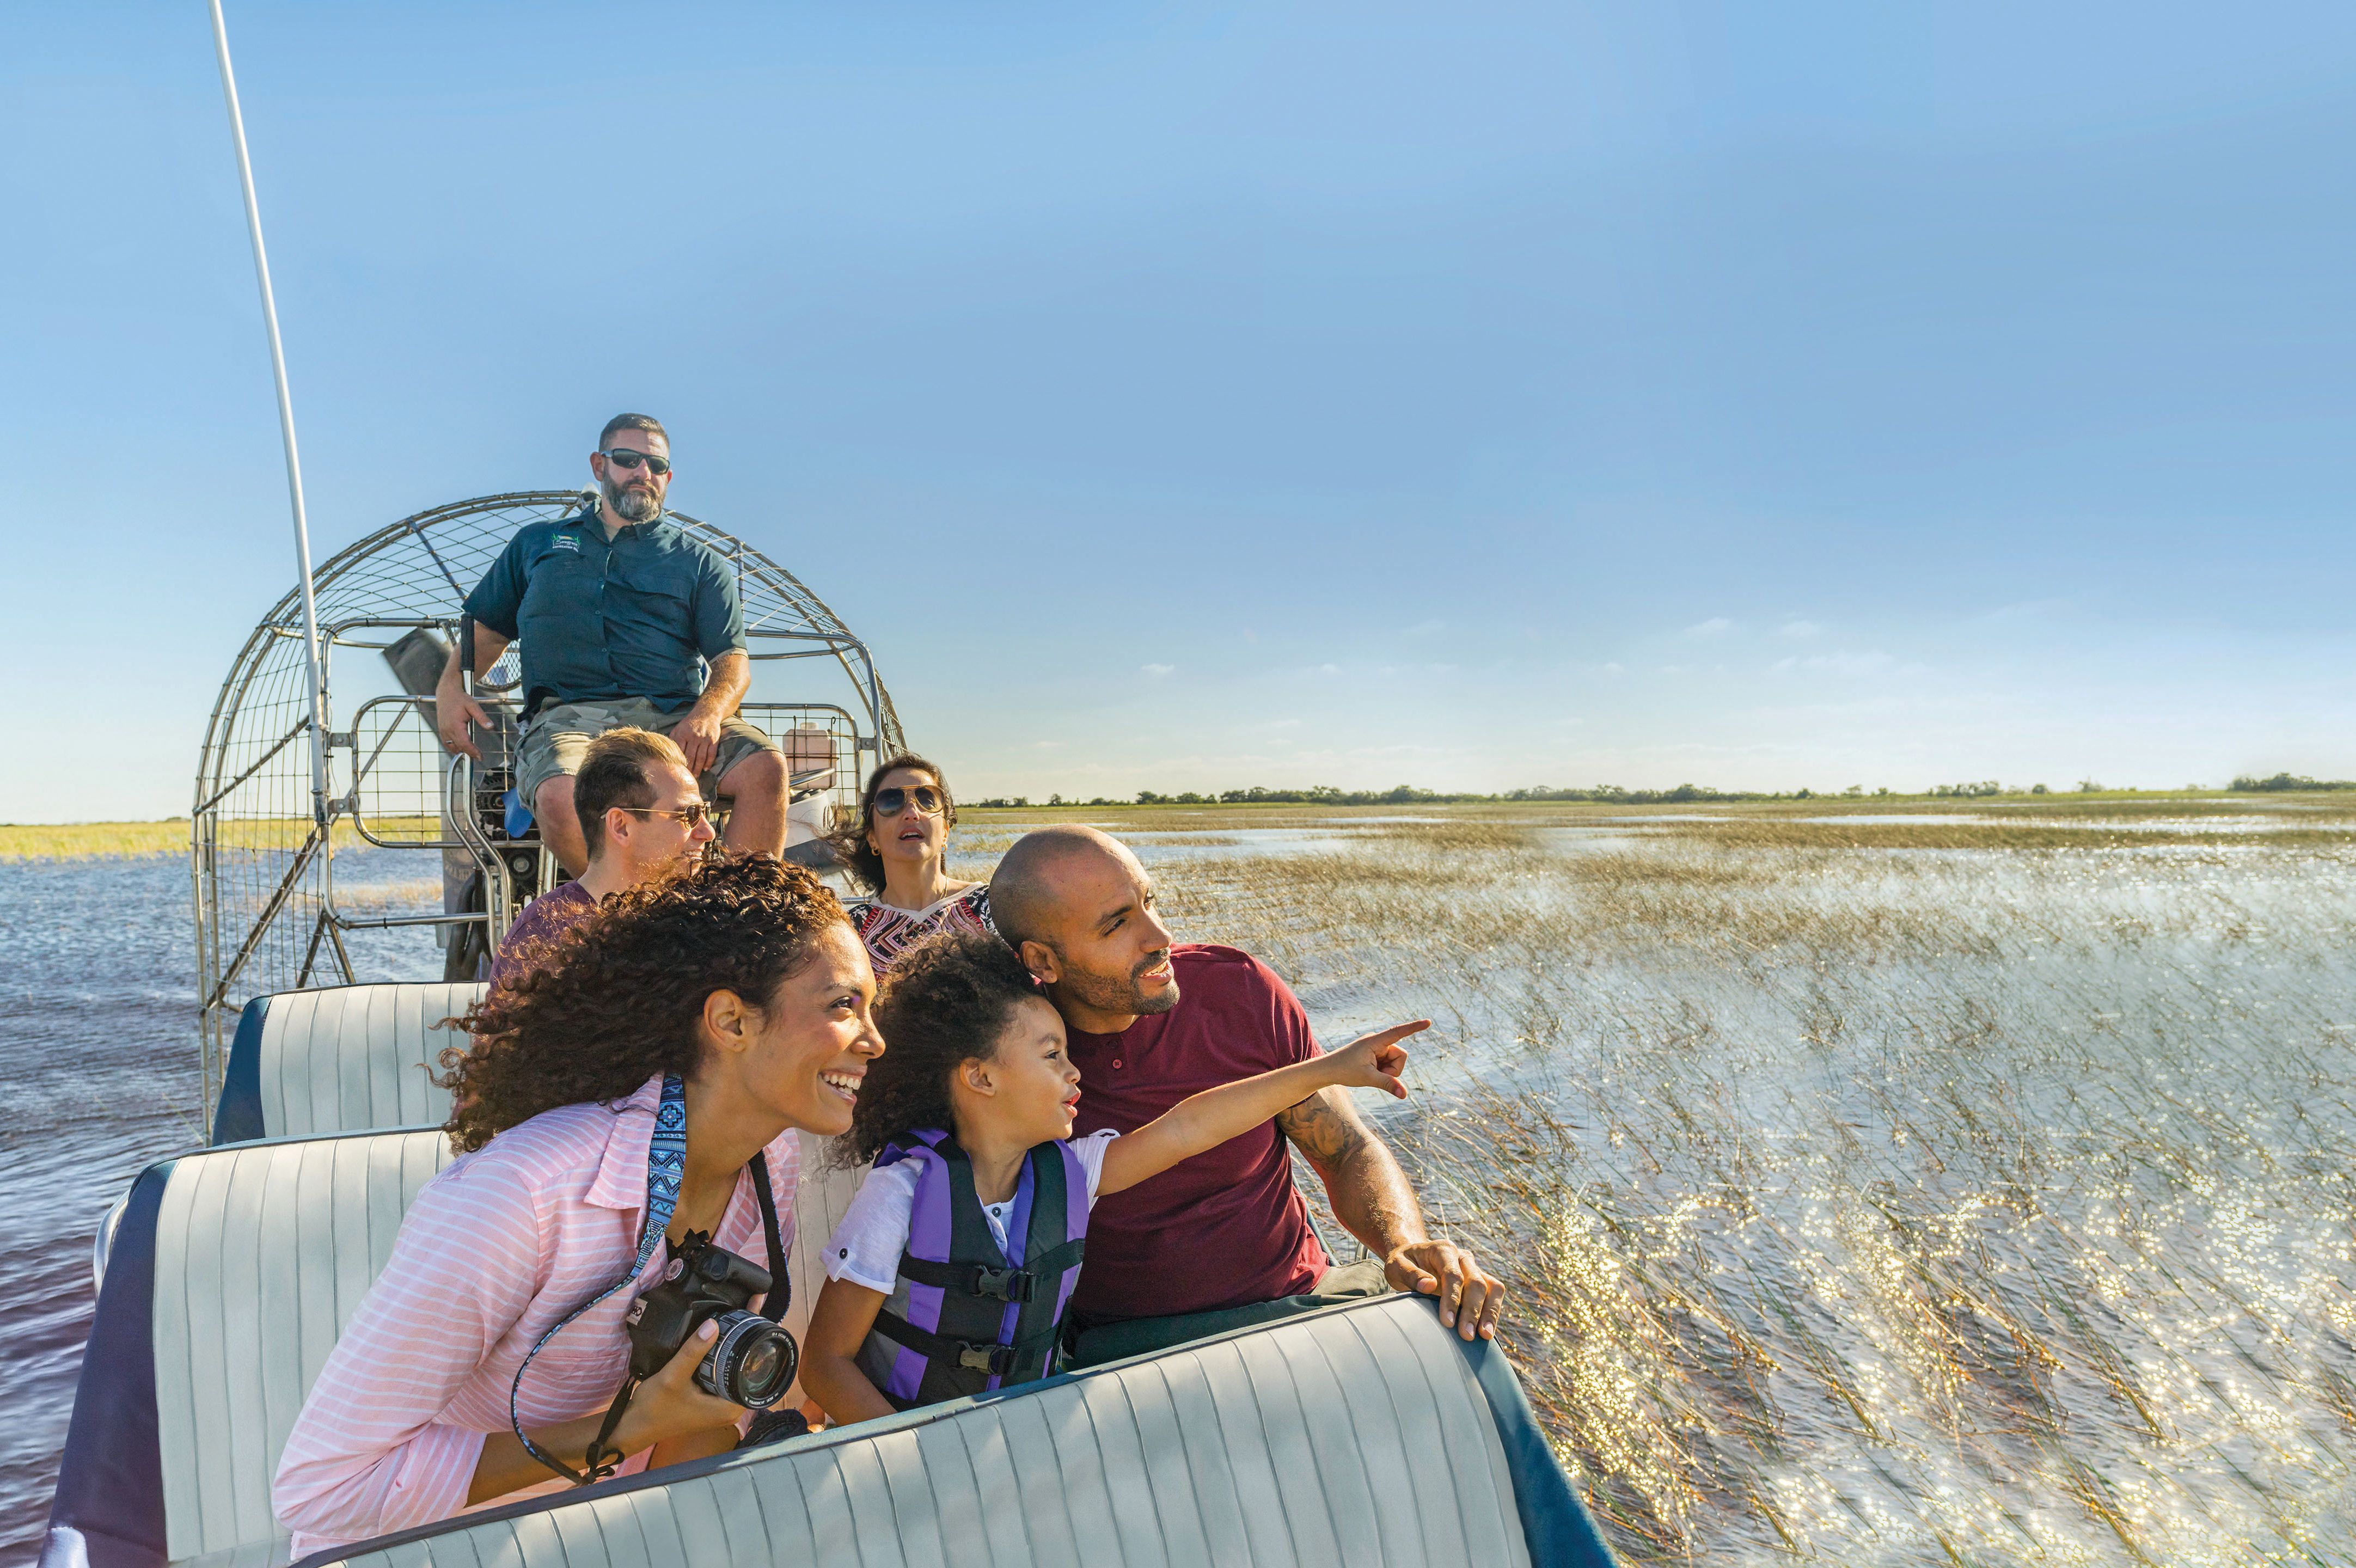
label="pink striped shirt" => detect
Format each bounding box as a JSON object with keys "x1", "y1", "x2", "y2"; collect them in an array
[{"x1": 272, "y1": 1076, "x2": 799, "y2": 1558}]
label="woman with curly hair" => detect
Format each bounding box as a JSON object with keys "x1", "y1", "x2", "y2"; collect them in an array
[
  {"x1": 273, "y1": 856, "x2": 883, "y2": 1559},
  {"x1": 826, "y1": 753, "x2": 993, "y2": 972},
  {"x1": 797, "y1": 927, "x2": 1427, "y2": 1422}
]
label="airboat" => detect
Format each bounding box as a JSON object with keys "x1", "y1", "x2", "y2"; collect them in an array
[{"x1": 37, "y1": 7, "x2": 1612, "y2": 1566}]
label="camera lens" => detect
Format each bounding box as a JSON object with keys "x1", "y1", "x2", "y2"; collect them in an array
[
  {"x1": 737, "y1": 1336, "x2": 788, "y2": 1391},
  {"x1": 696, "y1": 1310, "x2": 797, "y2": 1408}
]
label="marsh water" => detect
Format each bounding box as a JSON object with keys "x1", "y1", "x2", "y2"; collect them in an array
[
  {"x1": 0, "y1": 848, "x2": 448, "y2": 1564},
  {"x1": 7, "y1": 804, "x2": 2355, "y2": 1564}
]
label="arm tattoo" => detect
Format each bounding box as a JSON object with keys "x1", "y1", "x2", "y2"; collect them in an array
[
  {"x1": 1277, "y1": 1088, "x2": 1374, "y2": 1171},
  {"x1": 1279, "y1": 1087, "x2": 1425, "y2": 1255}
]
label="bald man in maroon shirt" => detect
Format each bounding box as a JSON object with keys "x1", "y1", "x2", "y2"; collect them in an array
[{"x1": 990, "y1": 825, "x2": 1505, "y2": 1367}]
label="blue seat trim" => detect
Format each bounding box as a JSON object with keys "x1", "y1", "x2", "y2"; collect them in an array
[
  {"x1": 46, "y1": 1159, "x2": 175, "y2": 1568},
  {"x1": 1458, "y1": 1329, "x2": 1620, "y2": 1565},
  {"x1": 210, "y1": 994, "x2": 272, "y2": 1145}
]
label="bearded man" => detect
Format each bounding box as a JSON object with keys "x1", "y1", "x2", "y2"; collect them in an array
[
  {"x1": 989, "y1": 825, "x2": 1507, "y2": 1365},
  {"x1": 433, "y1": 414, "x2": 798, "y2": 873}
]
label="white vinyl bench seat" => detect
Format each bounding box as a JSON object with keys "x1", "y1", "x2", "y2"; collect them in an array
[
  {"x1": 44, "y1": 1128, "x2": 457, "y2": 1568},
  {"x1": 45, "y1": 1126, "x2": 1613, "y2": 1568},
  {"x1": 302, "y1": 1291, "x2": 1611, "y2": 1568},
  {"x1": 211, "y1": 984, "x2": 486, "y2": 1146}
]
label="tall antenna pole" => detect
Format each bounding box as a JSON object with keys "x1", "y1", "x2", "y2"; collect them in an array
[{"x1": 206, "y1": 0, "x2": 331, "y2": 832}]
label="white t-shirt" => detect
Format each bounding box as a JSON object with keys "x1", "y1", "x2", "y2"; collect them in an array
[{"x1": 824, "y1": 1130, "x2": 1118, "y2": 1295}]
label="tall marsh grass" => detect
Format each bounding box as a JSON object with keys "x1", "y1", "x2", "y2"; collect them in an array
[{"x1": 1141, "y1": 811, "x2": 2356, "y2": 1565}]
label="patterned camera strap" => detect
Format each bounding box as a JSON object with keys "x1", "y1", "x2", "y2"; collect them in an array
[{"x1": 510, "y1": 1074, "x2": 694, "y2": 1486}]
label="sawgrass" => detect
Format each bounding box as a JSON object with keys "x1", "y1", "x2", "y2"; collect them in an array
[{"x1": 1094, "y1": 806, "x2": 2356, "y2": 1565}]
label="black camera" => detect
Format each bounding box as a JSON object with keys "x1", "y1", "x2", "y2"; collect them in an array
[{"x1": 623, "y1": 1235, "x2": 797, "y2": 1409}]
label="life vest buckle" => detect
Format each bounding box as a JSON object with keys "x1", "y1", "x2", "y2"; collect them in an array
[
  {"x1": 956, "y1": 1342, "x2": 1019, "y2": 1375},
  {"x1": 971, "y1": 1265, "x2": 1035, "y2": 1303}
]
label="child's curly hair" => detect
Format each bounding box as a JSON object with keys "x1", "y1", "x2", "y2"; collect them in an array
[
  {"x1": 844, "y1": 927, "x2": 1038, "y2": 1165},
  {"x1": 440, "y1": 855, "x2": 848, "y2": 1152}
]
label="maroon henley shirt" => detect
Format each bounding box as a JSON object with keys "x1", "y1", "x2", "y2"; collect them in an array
[{"x1": 1066, "y1": 943, "x2": 1330, "y2": 1324}]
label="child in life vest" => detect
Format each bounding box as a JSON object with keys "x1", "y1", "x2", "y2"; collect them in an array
[{"x1": 800, "y1": 927, "x2": 1425, "y2": 1422}]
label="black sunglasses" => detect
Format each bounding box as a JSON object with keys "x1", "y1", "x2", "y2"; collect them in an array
[
  {"x1": 873, "y1": 785, "x2": 944, "y2": 818},
  {"x1": 600, "y1": 448, "x2": 672, "y2": 477}
]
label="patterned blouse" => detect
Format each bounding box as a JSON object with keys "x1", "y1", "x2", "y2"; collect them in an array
[{"x1": 846, "y1": 883, "x2": 996, "y2": 971}]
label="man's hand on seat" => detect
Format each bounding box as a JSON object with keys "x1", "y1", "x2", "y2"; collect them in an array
[
  {"x1": 671, "y1": 710, "x2": 723, "y2": 775},
  {"x1": 1382, "y1": 1240, "x2": 1506, "y2": 1342}
]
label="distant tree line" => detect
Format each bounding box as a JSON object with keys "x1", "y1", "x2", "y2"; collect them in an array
[
  {"x1": 978, "y1": 781, "x2": 1971, "y2": 807},
  {"x1": 960, "y1": 775, "x2": 2356, "y2": 808},
  {"x1": 2230, "y1": 772, "x2": 2356, "y2": 792}
]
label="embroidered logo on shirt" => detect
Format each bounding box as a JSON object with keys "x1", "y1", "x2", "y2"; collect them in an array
[{"x1": 550, "y1": 533, "x2": 582, "y2": 553}]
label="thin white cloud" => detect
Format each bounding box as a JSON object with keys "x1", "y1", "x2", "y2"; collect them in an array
[
  {"x1": 1685, "y1": 617, "x2": 1735, "y2": 636},
  {"x1": 1779, "y1": 619, "x2": 1824, "y2": 639},
  {"x1": 1141, "y1": 663, "x2": 1176, "y2": 677},
  {"x1": 1407, "y1": 618, "x2": 1447, "y2": 636}
]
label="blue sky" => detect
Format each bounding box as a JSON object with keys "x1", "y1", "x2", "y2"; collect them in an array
[{"x1": 7, "y1": 2, "x2": 2355, "y2": 820}]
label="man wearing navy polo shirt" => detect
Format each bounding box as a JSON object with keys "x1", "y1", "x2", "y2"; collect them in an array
[
  {"x1": 433, "y1": 413, "x2": 790, "y2": 874},
  {"x1": 990, "y1": 825, "x2": 1508, "y2": 1365}
]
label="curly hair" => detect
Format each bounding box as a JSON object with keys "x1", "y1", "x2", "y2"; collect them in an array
[
  {"x1": 440, "y1": 855, "x2": 848, "y2": 1152},
  {"x1": 843, "y1": 927, "x2": 1036, "y2": 1165},
  {"x1": 825, "y1": 753, "x2": 958, "y2": 895}
]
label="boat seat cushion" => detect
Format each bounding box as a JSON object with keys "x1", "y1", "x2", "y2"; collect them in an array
[
  {"x1": 211, "y1": 984, "x2": 485, "y2": 1144},
  {"x1": 44, "y1": 1129, "x2": 457, "y2": 1568},
  {"x1": 49, "y1": 1140, "x2": 1612, "y2": 1568},
  {"x1": 300, "y1": 1292, "x2": 1616, "y2": 1568}
]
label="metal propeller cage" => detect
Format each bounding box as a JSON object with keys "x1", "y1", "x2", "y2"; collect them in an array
[{"x1": 191, "y1": 490, "x2": 904, "y2": 1127}]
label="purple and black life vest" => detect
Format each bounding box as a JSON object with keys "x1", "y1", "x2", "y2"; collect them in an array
[{"x1": 856, "y1": 1128, "x2": 1090, "y2": 1410}]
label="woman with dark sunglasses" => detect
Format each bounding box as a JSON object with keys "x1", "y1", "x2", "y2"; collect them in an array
[{"x1": 825, "y1": 754, "x2": 994, "y2": 973}]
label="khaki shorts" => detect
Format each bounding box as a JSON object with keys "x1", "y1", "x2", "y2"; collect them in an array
[{"x1": 515, "y1": 697, "x2": 780, "y2": 809}]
